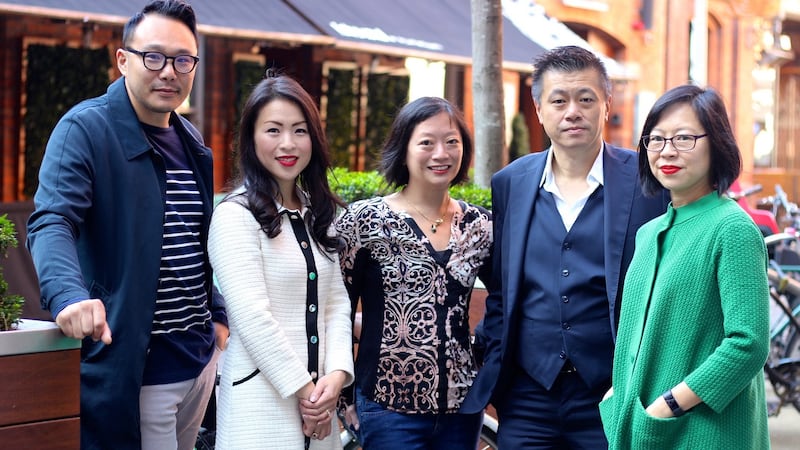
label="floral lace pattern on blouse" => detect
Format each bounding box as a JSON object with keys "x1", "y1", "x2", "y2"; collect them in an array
[{"x1": 336, "y1": 197, "x2": 492, "y2": 413}]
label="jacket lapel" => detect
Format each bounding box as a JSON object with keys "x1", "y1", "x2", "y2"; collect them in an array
[
  {"x1": 602, "y1": 145, "x2": 636, "y2": 306},
  {"x1": 503, "y1": 154, "x2": 546, "y2": 320}
]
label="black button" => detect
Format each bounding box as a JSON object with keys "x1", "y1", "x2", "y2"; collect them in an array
[
  {"x1": 563, "y1": 242, "x2": 571, "y2": 250},
  {"x1": 561, "y1": 295, "x2": 569, "y2": 303},
  {"x1": 559, "y1": 351, "x2": 567, "y2": 359},
  {"x1": 561, "y1": 269, "x2": 569, "y2": 277},
  {"x1": 562, "y1": 322, "x2": 571, "y2": 330}
]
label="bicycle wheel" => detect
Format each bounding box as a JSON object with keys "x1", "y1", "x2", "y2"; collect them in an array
[
  {"x1": 766, "y1": 358, "x2": 800, "y2": 414},
  {"x1": 194, "y1": 427, "x2": 215, "y2": 450},
  {"x1": 477, "y1": 423, "x2": 499, "y2": 450},
  {"x1": 786, "y1": 292, "x2": 800, "y2": 358},
  {"x1": 340, "y1": 427, "x2": 360, "y2": 450},
  {"x1": 784, "y1": 326, "x2": 800, "y2": 359}
]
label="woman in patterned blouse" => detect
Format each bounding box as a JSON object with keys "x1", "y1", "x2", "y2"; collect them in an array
[{"x1": 335, "y1": 97, "x2": 493, "y2": 449}]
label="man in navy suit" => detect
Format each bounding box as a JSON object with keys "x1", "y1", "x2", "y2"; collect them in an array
[{"x1": 461, "y1": 46, "x2": 670, "y2": 448}]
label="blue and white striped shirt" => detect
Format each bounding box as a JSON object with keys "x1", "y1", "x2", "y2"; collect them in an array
[{"x1": 141, "y1": 123, "x2": 214, "y2": 385}]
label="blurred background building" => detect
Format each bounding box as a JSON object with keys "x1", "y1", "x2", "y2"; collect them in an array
[{"x1": 0, "y1": 0, "x2": 798, "y2": 200}]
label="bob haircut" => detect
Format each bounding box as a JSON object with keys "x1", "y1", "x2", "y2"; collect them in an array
[
  {"x1": 638, "y1": 84, "x2": 741, "y2": 197},
  {"x1": 233, "y1": 74, "x2": 343, "y2": 252},
  {"x1": 380, "y1": 97, "x2": 473, "y2": 188}
]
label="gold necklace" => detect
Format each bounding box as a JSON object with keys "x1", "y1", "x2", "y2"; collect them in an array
[{"x1": 406, "y1": 193, "x2": 450, "y2": 233}]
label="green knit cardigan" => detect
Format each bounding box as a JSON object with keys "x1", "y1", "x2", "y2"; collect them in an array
[{"x1": 600, "y1": 192, "x2": 771, "y2": 449}]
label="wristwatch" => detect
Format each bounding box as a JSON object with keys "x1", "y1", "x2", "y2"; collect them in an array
[{"x1": 662, "y1": 389, "x2": 686, "y2": 417}]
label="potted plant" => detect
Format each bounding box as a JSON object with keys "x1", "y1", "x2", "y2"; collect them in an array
[{"x1": 0, "y1": 213, "x2": 81, "y2": 449}]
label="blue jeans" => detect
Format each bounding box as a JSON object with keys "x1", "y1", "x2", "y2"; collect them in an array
[{"x1": 355, "y1": 391, "x2": 482, "y2": 450}]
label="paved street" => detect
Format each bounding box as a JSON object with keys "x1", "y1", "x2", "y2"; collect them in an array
[
  {"x1": 770, "y1": 407, "x2": 799, "y2": 449},
  {"x1": 767, "y1": 381, "x2": 800, "y2": 450}
]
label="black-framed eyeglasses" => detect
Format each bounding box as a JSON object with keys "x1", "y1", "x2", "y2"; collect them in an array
[
  {"x1": 642, "y1": 134, "x2": 707, "y2": 152},
  {"x1": 125, "y1": 48, "x2": 199, "y2": 74}
]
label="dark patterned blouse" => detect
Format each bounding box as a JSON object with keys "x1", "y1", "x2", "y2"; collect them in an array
[{"x1": 335, "y1": 196, "x2": 492, "y2": 414}]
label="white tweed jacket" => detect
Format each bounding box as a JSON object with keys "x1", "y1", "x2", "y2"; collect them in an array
[{"x1": 208, "y1": 192, "x2": 354, "y2": 450}]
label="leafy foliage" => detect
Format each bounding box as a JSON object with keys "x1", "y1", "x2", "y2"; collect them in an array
[
  {"x1": 328, "y1": 167, "x2": 393, "y2": 204},
  {"x1": 324, "y1": 69, "x2": 409, "y2": 171},
  {"x1": 229, "y1": 60, "x2": 268, "y2": 183},
  {"x1": 364, "y1": 74, "x2": 409, "y2": 170},
  {"x1": 0, "y1": 215, "x2": 24, "y2": 331},
  {"x1": 23, "y1": 44, "x2": 111, "y2": 197},
  {"x1": 327, "y1": 168, "x2": 492, "y2": 210},
  {"x1": 326, "y1": 69, "x2": 357, "y2": 168},
  {"x1": 508, "y1": 113, "x2": 531, "y2": 162},
  {"x1": 450, "y1": 183, "x2": 492, "y2": 210}
]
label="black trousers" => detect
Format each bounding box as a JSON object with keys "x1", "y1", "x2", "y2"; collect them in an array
[{"x1": 495, "y1": 366, "x2": 609, "y2": 449}]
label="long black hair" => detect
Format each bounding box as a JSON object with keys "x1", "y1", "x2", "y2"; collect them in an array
[{"x1": 231, "y1": 75, "x2": 344, "y2": 252}]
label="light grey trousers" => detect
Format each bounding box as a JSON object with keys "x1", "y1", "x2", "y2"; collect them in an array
[{"x1": 139, "y1": 348, "x2": 221, "y2": 450}]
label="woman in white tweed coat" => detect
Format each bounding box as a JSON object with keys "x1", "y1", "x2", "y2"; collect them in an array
[{"x1": 208, "y1": 75, "x2": 354, "y2": 449}]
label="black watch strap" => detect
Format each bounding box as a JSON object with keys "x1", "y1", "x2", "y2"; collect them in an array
[{"x1": 663, "y1": 389, "x2": 686, "y2": 417}]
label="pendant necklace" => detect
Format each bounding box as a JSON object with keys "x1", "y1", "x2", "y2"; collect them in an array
[{"x1": 406, "y1": 193, "x2": 450, "y2": 233}]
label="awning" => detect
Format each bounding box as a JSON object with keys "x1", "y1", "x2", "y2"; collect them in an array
[
  {"x1": 286, "y1": 0, "x2": 546, "y2": 71},
  {"x1": 0, "y1": 0, "x2": 332, "y2": 44},
  {"x1": 193, "y1": 0, "x2": 331, "y2": 44},
  {"x1": 501, "y1": 0, "x2": 634, "y2": 80},
  {"x1": 0, "y1": 0, "x2": 623, "y2": 74}
]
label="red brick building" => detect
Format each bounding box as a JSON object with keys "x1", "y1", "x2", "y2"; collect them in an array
[{"x1": 0, "y1": 0, "x2": 794, "y2": 201}]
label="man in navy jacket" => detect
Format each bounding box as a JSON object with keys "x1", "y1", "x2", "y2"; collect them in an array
[
  {"x1": 27, "y1": 1, "x2": 227, "y2": 449},
  {"x1": 461, "y1": 46, "x2": 669, "y2": 448}
]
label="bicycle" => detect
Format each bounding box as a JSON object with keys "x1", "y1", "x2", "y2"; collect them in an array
[
  {"x1": 766, "y1": 234, "x2": 800, "y2": 357},
  {"x1": 728, "y1": 181, "x2": 780, "y2": 237},
  {"x1": 758, "y1": 184, "x2": 800, "y2": 233},
  {"x1": 764, "y1": 234, "x2": 800, "y2": 416}
]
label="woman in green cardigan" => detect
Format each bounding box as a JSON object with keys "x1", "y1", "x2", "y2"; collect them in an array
[{"x1": 599, "y1": 84, "x2": 771, "y2": 449}]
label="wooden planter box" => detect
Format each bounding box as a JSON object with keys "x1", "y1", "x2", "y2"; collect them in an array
[{"x1": 0, "y1": 319, "x2": 81, "y2": 449}]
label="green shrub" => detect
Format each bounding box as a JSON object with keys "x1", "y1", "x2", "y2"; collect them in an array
[
  {"x1": 0, "y1": 214, "x2": 24, "y2": 331},
  {"x1": 328, "y1": 168, "x2": 393, "y2": 204},
  {"x1": 449, "y1": 183, "x2": 492, "y2": 210},
  {"x1": 327, "y1": 168, "x2": 492, "y2": 210},
  {"x1": 508, "y1": 113, "x2": 531, "y2": 162}
]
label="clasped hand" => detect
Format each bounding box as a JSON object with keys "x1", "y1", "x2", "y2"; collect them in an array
[{"x1": 297, "y1": 370, "x2": 347, "y2": 440}]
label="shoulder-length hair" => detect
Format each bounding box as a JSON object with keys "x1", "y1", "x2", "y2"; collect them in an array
[
  {"x1": 638, "y1": 84, "x2": 741, "y2": 197},
  {"x1": 232, "y1": 75, "x2": 344, "y2": 252},
  {"x1": 381, "y1": 96, "x2": 473, "y2": 188}
]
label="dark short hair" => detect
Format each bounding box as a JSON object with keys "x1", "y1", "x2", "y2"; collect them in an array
[
  {"x1": 381, "y1": 97, "x2": 473, "y2": 187},
  {"x1": 531, "y1": 45, "x2": 611, "y2": 104},
  {"x1": 235, "y1": 75, "x2": 343, "y2": 252},
  {"x1": 638, "y1": 84, "x2": 741, "y2": 197},
  {"x1": 122, "y1": 0, "x2": 198, "y2": 47}
]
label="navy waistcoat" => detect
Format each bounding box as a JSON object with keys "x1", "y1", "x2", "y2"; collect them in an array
[{"x1": 516, "y1": 187, "x2": 613, "y2": 389}]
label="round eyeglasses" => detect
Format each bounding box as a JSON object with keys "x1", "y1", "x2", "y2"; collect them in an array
[
  {"x1": 641, "y1": 134, "x2": 707, "y2": 152},
  {"x1": 125, "y1": 48, "x2": 199, "y2": 74}
]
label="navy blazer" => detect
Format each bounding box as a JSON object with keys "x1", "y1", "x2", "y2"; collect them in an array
[
  {"x1": 461, "y1": 144, "x2": 670, "y2": 413},
  {"x1": 27, "y1": 77, "x2": 226, "y2": 449}
]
